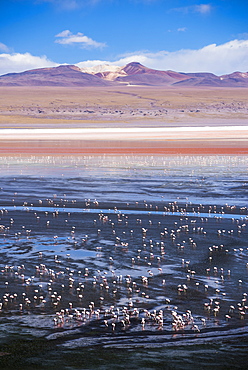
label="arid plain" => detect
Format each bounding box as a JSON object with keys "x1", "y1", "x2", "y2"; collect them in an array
[{"x1": 0, "y1": 85, "x2": 248, "y2": 154}]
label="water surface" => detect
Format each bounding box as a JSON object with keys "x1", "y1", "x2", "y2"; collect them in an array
[{"x1": 0, "y1": 155, "x2": 247, "y2": 369}]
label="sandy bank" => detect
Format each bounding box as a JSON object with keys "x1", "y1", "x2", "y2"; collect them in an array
[
  {"x1": 0, "y1": 126, "x2": 248, "y2": 155},
  {"x1": 1, "y1": 126, "x2": 248, "y2": 140}
]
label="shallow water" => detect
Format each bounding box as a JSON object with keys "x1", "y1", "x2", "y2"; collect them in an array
[{"x1": 0, "y1": 155, "x2": 247, "y2": 369}]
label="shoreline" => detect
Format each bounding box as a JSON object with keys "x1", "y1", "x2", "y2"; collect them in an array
[{"x1": 0, "y1": 126, "x2": 248, "y2": 155}]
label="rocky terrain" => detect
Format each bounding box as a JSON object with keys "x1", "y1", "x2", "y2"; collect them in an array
[
  {"x1": 2, "y1": 99, "x2": 248, "y2": 122},
  {"x1": 1, "y1": 86, "x2": 247, "y2": 127}
]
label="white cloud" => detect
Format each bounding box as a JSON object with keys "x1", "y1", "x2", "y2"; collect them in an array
[
  {"x1": 171, "y1": 4, "x2": 213, "y2": 14},
  {"x1": 76, "y1": 39, "x2": 248, "y2": 75},
  {"x1": 194, "y1": 4, "x2": 212, "y2": 14},
  {"x1": 0, "y1": 42, "x2": 10, "y2": 52},
  {"x1": 55, "y1": 30, "x2": 106, "y2": 49},
  {"x1": 55, "y1": 30, "x2": 71, "y2": 38},
  {"x1": 177, "y1": 27, "x2": 187, "y2": 32},
  {"x1": 0, "y1": 39, "x2": 248, "y2": 77},
  {"x1": 237, "y1": 32, "x2": 248, "y2": 40},
  {"x1": 0, "y1": 52, "x2": 58, "y2": 76}
]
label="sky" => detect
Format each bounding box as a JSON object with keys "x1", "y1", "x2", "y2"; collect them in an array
[{"x1": 0, "y1": 0, "x2": 248, "y2": 76}]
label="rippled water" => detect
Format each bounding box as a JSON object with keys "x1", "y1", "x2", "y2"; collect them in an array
[{"x1": 0, "y1": 155, "x2": 247, "y2": 369}]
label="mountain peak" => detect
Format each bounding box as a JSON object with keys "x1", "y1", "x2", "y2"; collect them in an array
[
  {"x1": 123, "y1": 62, "x2": 150, "y2": 75},
  {"x1": 55, "y1": 64, "x2": 82, "y2": 71},
  {"x1": 126, "y1": 62, "x2": 144, "y2": 67}
]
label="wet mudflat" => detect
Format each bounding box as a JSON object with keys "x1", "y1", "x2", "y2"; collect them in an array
[{"x1": 0, "y1": 155, "x2": 247, "y2": 369}]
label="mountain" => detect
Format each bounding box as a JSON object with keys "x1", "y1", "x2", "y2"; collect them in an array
[
  {"x1": 0, "y1": 65, "x2": 111, "y2": 87},
  {"x1": 80, "y1": 64, "x2": 127, "y2": 81},
  {"x1": 93, "y1": 62, "x2": 189, "y2": 86},
  {"x1": 219, "y1": 71, "x2": 248, "y2": 86},
  {"x1": 84, "y1": 62, "x2": 248, "y2": 87},
  {"x1": 174, "y1": 71, "x2": 248, "y2": 87},
  {"x1": 0, "y1": 62, "x2": 248, "y2": 87},
  {"x1": 173, "y1": 75, "x2": 221, "y2": 87},
  {"x1": 114, "y1": 62, "x2": 189, "y2": 85}
]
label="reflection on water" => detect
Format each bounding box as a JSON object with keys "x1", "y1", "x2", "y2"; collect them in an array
[{"x1": 0, "y1": 155, "x2": 247, "y2": 369}]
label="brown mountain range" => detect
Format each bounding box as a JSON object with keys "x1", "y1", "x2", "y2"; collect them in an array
[
  {"x1": 113, "y1": 62, "x2": 190, "y2": 85},
  {"x1": 0, "y1": 62, "x2": 248, "y2": 87},
  {"x1": 0, "y1": 65, "x2": 110, "y2": 87}
]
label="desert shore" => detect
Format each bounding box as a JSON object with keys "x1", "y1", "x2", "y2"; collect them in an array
[
  {"x1": 1, "y1": 86, "x2": 248, "y2": 127},
  {"x1": 0, "y1": 86, "x2": 247, "y2": 155}
]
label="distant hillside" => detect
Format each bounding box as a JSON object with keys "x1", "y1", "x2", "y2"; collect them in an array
[
  {"x1": 114, "y1": 62, "x2": 190, "y2": 85},
  {"x1": 0, "y1": 62, "x2": 248, "y2": 87},
  {"x1": 0, "y1": 65, "x2": 111, "y2": 87},
  {"x1": 174, "y1": 70, "x2": 248, "y2": 87}
]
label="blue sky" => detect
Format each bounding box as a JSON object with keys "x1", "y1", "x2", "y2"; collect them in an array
[{"x1": 0, "y1": 0, "x2": 248, "y2": 75}]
